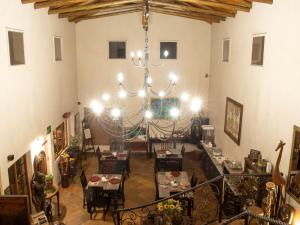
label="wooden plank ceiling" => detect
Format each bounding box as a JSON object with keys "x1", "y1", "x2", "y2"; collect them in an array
[{"x1": 21, "y1": 0, "x2": 273, "y2": 24}]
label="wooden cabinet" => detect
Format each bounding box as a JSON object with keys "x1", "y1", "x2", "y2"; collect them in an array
[{"x1": 8, "y1": 155, "x2": 29, "y2": 195}]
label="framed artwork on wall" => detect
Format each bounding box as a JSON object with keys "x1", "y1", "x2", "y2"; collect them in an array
[
  {"x1": 74, "y1": 112, "x2": 80, "y2": 137},
  {"x1": 151, "y1": 97, "x2": 180, "y2": 119},
  {"x1": 224, "y1": 97, "x2": 243, "y2": 145}
]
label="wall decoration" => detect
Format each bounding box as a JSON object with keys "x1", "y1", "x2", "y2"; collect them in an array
[
  {"x1": 74, "y1": 112, "x2": 80, "y2": 137},
  {"x1": 151, "y1": 97, "x2": 180, "y2": 119},
  {"x1": 53, "y1": 122, "x2": 66, "y2": 159},
  {"x1": 224, "y1": 97, "x2": 243, "y2": 145},
  {"x1": 287, "y1": 125, "x2": 300, "y2": 203},
  {"x1": 251, "y1": 35, "x2": 265, "y2": 66}
]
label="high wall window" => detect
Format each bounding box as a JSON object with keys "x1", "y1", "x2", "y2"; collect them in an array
[
  {"x1": 54, "y1": 36, "x2": 62, "y2": 61},
  {"x1": 8, "y1": 30, "x2": 25, "y2": 65},
  {"x1": 109, "y1": 41, "x2": 126, "y2": 59},
  {"x1": 160, "y1": 42, "x2": 177, "y2": 59},
  {"x1": 251, "y1": 35, "x2": 265, "y2": 66},
  {"x1": 222, "y1": 38, "x2": 230, "y2": 62}
]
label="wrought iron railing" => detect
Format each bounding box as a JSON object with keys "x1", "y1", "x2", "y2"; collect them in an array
[
  {"x1": 113, "y1": 173, "x2": 286, "y2": 225},
  {"x1": 113, "y1": 176, "x2": 223, "y2": 225},
  {"x1": 221, "y1": 210, "x2": 289, "y2": 225}
]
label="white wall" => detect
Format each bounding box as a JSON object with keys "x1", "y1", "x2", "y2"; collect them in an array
[
  {"x1": 209, "y1": 0, "x2": 300, "y2": 208},
  {"x1": 0, "y1": 0, "x2": 78, "y2": 192},
  {"x1": 76, "y1": 12, "x2": 211, "y2": 119}
]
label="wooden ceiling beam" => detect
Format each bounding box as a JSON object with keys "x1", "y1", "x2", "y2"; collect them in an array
[
  {"x1": 73, "y1": 9, "x2": 140, "y2": 23},
  {"x1": 60, "y1": 4, "x2": 141, "y2": 18},
  {"x1": 48, "y1": 0, "x2": 141, "y2": 14},
  {"x1": 177, "y1": 0, "x2": 250, "y2": 12},
  {"x1": 21, "y1": 0, "x2": 45, "y2": 3},
  {"x1": 216, "y1": 0, "x2": 252, "y2": 8},
  {"x1": 149, "y1": 1, "x2": 235, "y2": 18},
  {"x1": 247, "y1": 0, "x2": 272, "y2": 4},
  {"x1": 150, "y1": 6, "x2": 224, "y2": 22},
  {"x1": 34, "y1": 0, "x2": 88, "y2": 9},
  {"x1": 151, "y1": 8, "x2": 214, "y2": 23}
]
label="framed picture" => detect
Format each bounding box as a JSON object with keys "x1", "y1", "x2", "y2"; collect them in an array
[
  {"x1": 224, "y1": 97, "x2": 243, "y2": 145},
  {"x1": 74, "y1": 112, "x2": 80, "y2": 137},
  {"x1": 150, "y1": 97, "x2": 180, "y2": 119}
]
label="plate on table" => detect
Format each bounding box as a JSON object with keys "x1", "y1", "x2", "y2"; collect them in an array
[
  {"x1": 109, "y1": 177, "x2": 121, "y2": 184},
  {"x1": 171, "y1": 171, "x2": 181, "y2": 177},
  {"x1": 90, "y1": 175, "x2": 100, "y2": 182},
  {"x1": 117, "y1": 153, "x2": 127, "y2": 157}
]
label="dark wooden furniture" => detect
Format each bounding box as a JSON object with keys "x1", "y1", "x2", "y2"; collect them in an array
[
  {"x1": 124, "y1": 138, "x2": 148, "y2": 152},
  {"x1": 80, "y1": 170, "x2": 88, "y2": 208},
  {"x1": 201, "y1": 143, "x2": 272, "y2": 218},
  {"x1": 155, "y1": 149, "x2": 183, "y2": 171},
  {"x1": 87, "y1": 174, "x2": 123, "y2": 210},
  {"x1": 0, "y1": 195, "x2": 31, "y2": 225},
  {"x1": 100, "y1": 151, "x2": 129, "y2": 174},
  {"x1": 8, "y1": 154, "x2": 30, "y2": 196}
]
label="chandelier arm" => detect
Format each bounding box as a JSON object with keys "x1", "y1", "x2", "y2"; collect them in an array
[
  {"x1": 96, "y1": 116, "x2": 145, "y2": 138},
  {"x1": 150, "y1": 81, "x2": 173, "y2": 97},
  {"x1": 119, "y1": 83, "x2": 138, "y2": 96}
]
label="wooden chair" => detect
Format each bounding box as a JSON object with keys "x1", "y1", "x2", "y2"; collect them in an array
[
  {"x1": 190, "y1": 172, "x2": 198, "y2": 209},
  {"x1": 154, "y1": 173, "x2": 159, "y2": 200},
  {"x1": 116, "y1": 171, "x2": 126, "y2": 208},
  {"x1": 100, "y1": 160, "x2": 123, "y2": 174},
  {"x1": 82, "y1": 119, "x2": 95, "y2": 159},
  {"x1": 86, "y1": 187, "x2": 110, "y2": 220},
  {"x1": 95, "y1": 147, "x2": 102, "y2": 173},
  {"x1": 80, "y1": 170, "x2": 88, "y2": 208}
]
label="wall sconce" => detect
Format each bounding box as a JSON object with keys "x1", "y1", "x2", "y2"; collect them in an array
[{"x1": 7, "y1": 155, "x2": 14, "y2": 162}]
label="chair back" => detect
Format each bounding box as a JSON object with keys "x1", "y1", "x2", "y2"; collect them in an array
[
  {"x1": 80, "y1": 170, "x2": 88, "y2": 189},
  {"x1": 96, "y1": 147, "x2": 101, "y2": 160},
  {"x1": 181, "y1": 145, "x2": 186, "y2": 156},
  {"x1": 165, "y1": 160, "x2": 182, "y2": 171},
  {"x1": 190, "y1": 172, "x2": 198, "y2": 187},
  {"x1": 100, "y1": 160, "x2": 123, "y2": 174}
]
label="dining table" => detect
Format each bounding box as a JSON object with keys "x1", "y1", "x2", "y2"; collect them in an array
[
  {"x1": 155, "y1": 148, "x2": 183, "y2": 171},
  {"x1": 88, "y1": 173, "x2": 122, "y2": 209},
  {"x1": 156, "y1": 171, "x2": 193, "y2": 216},
  {"x1": 100, "y1": 150, "x2": 130, "y2": 174}
]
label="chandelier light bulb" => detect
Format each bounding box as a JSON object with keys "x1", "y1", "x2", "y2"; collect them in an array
[
  {"x1": 137, "y1": 50, "x2": 143, "y2": 58},
  {"x1": 158, "y1": 91, "x2": 165, "y2": 98},
  {"x1": 170, "y1": 107, "x2": 180, "y2": 119},
  {"x1": 138, "y1": 89, "x2": 146, "y2": 98},
  {"x1": 102, "y1": 93, "x2": 110, "y2": 102},
  {"x1": 117, "y1": 72, "x2": 124, "y2": 83},
  {"x1": 190, "y1": 97, "x2": 202, "y2": 112},
  {"x1": 118, "y1": 89, "x2": 127, "y2": 99},
  {"x1": 146, "y1": 76, "x2": 152, "y2": 85},
  {"x1": 163, "y1": 50, "x2": 169, "y2": 58},
  {"x1": 130, "y1": 51, "x2": 135, "y2": 58},
  {"x1": 169, "y1": 72, "x2": 178, "y2": 84},
  {"x1": 111, "y1": 108, "x2": 121, "y2": 119},
  {"x1": 90, "y1": 100, "x2": 104, "y2": 115},
  {"x1": 144, "y1": 110, "x2": 153, "y2": 119},
  {"x1": 181, "y1": 92, "x2": 190, "y2": 102}
]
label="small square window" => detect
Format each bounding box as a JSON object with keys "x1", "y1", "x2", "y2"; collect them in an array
[
  {"x1": 54, "y1": 37, "x2": 62, "y2": 61},
  {"x1": 8, "y1": 30, "x2": 25, "y2": 65},
  {"x1": 160, "y1": 42, "x2": 177, "y2": 59},
  {"x1": 251, "y1": 35, "x2": 265, "y2": 66},
  {"x1": 222, "y1": 39, "x2": 230, "y2": 62},
  {"x1": 109, "y1": 41, "x2": 126, "y2": 59}
]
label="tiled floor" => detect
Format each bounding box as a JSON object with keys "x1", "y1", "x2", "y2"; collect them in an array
[{"x1": 50, "y1": 150, "x2": 209, "y2": 225}]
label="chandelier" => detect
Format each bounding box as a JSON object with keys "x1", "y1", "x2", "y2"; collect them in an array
[{"x1": 89, "y1": 0, "x2": 203, "y2": 140}]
